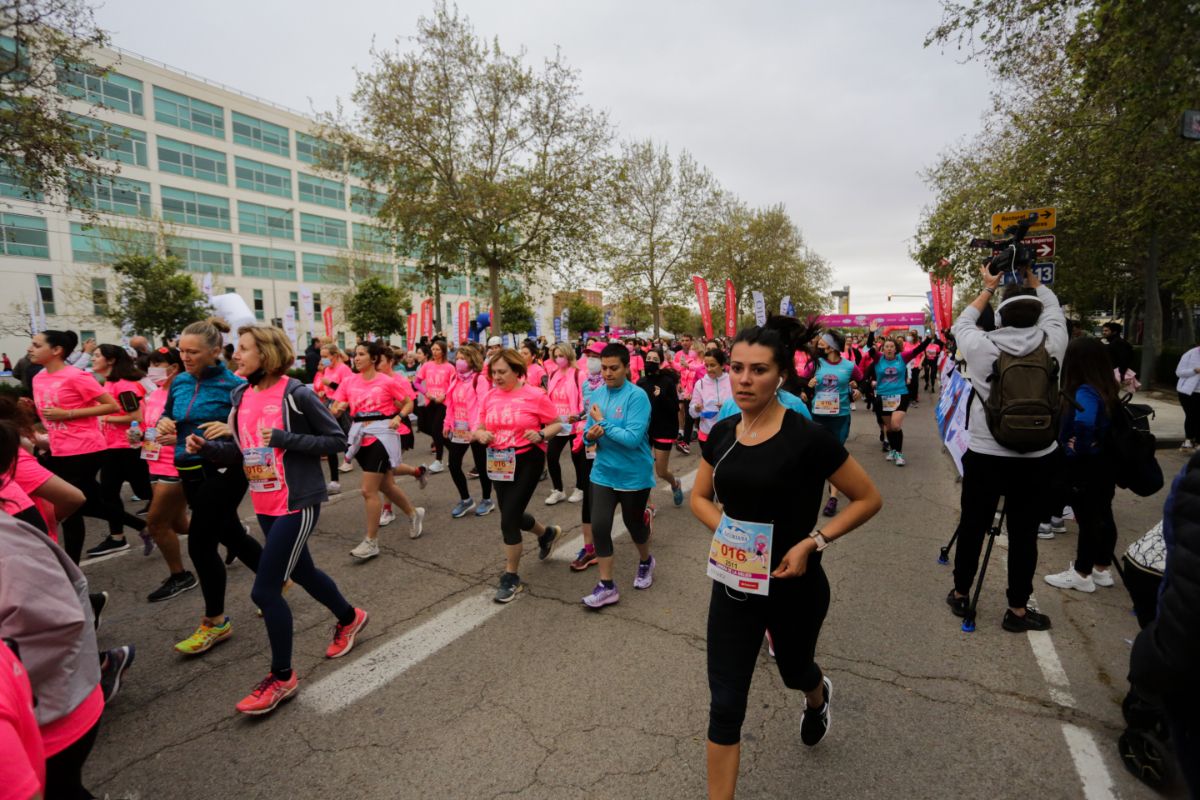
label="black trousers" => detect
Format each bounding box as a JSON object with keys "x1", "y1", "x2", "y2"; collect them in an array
[
  {"x1": 546, "y1": 433, "x2": 583, "y2": 492},
  {"x1": 707, "y1": 563, "x2": 829, "y2": 745},
  {"x1": 1121, "y1": 556, "x2": 1162, "y2": 629},
  {"x1": 1180, "y1": 391, "x2": 1200, "y2": 442},
  {"x1": 679, "y1": 400, "x2": 695, "y2": 442},
  {"x1": 589, "y1": 484, "x2": 650, "y2": 558},
  {"x1": 98, "y1": 448, "x2": 151, "y2": 536},
  {"x1": 494, "y1": 448, "x2": 544, "y2": 546},
  {"x1": 952, "y1": 449, "x2": 1056, "y2": 610},
  {"x1": 44, "y1": 716, "x2": 100, "y2": 800},
  {"x1": 44, "y1": 451, "x2": 133, "y2": 563},
  {"x1": 448, "y1": 440, "x2": 492, "y2": 501},
  {"x1": 426, "y1": 402, "x2": 447, "y2": 460},
  {"x1": 181, "y1": 465, "x2": 262, "y2": 618},
  {"x1": 1066, "y1": 456, "x2": 1117, "y2": 574},
  {"x1": 577, "y1": 449, "x2": 594, "y2": 524}
]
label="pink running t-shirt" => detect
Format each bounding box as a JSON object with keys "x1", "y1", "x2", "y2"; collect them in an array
[
  {"x1": 313, "y1": 362, "x2": 353, "y2": 402},
  {"x1": 389, "y1": 372, "x2": 416, "y2": 435},
  {"x1": 334, "y1": 372, "x2": 408, "y2": 446},
  {"x1": 479, "y1": 383, "x2": 559, "y2": 452},
  {"x1": 0, "y1": 644, "x2": 44, "y2": 799},
  {"x1": 524, "y1": 361, "x2": 547, "y2": 391},
  {"x1": 417, "y1": 361, "x2": 456, "y2": 402},
  {"x1": 99, "y1": 378, "x2": 145, "y2": 450},
  {"x1": 237, "y1": 379, "x2": 291, "y2": 517},
  {"x1": 140, "y1": 387, "x2": 178, "y2": 477},
  {"x1": 32, "y1": 366, "x2": 107, "y2": 457}
]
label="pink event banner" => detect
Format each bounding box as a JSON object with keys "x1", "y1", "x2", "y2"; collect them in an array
[{"x1": 817, "y1": 313, "x2": 927, "y2": 327}]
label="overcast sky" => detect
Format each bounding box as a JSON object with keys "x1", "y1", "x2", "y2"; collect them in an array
[{"x1": 95, "y1": 0, "x2": 993, "y2": 314}]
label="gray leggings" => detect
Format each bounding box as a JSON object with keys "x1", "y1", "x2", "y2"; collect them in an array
[{"x1": 590, "y1": 483, "x2": 651, "y2": 558}]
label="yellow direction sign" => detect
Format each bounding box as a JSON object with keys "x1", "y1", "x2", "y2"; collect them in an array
[{"x1": 991, "y1": 207, "x2": 1056, "y2": 235}]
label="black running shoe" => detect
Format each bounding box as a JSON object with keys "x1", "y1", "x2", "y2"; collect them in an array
[
  {"x1": 538, "y1": 525, "x2": 562, "y2": 560},
  {"x1": 147, "y1": 571, "x2": 198, "y2": 603},
  {"x1": 881, "y1": 440, "x2": 890, "y2": 452},
  {"x1": 1002, "y1": 608, "x2": 1052, "y2": 633},
  {"x1": 100, "y1": 645, "x2": 135, "y2": 702},
  {"x1": 85, "y1": 536, "x2": 130, "y2": 562},
  {"x1": 946, "y1": 590, "x2": 968, "y2": 618},
  {"x1": 800, "y1": 676, "x2": 832, "y2": 746},
  {"x1": 90, "y1": 591, "x2": 108, "y2": 631}
]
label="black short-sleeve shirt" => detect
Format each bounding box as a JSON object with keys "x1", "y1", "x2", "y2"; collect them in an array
[{"x1": 701, "y1": 409, "x2": 849, "y2": 569}]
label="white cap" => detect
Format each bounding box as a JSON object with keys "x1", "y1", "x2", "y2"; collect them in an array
[{"x1": 487, "y1": 336, "x2": 503, "y2": 347}]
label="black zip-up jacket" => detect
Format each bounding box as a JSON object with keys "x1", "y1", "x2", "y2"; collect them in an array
[{"x1": 637, "y1": 369, "x2": 680, "y2": 442}]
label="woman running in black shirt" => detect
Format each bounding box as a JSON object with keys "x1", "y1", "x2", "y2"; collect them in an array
[{"x1": 691, "y1": 316, "x2": 882, "y2": 800}]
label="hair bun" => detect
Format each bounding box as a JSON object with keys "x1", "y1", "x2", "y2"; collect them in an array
[{"x1": 207, "y1": 317, "x2": 231, "y2": 334}]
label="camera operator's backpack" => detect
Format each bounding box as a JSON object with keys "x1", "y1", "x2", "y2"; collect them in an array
[
  {"x1": 1108, "y1": 396, "x2": 1163, "y2": 497},
  {"x1": 974, "y1": 334, "x2": 1060, "y2": 452}
]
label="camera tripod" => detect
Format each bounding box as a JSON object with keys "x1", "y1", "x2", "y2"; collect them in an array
[{"x1": 937, "y1": 498, "x2": 1006, "y2": 633}]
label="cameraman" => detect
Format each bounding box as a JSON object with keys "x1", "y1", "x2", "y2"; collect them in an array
[{"x1": 947, "y1": 265, "x2": 1067, "y2": 632}]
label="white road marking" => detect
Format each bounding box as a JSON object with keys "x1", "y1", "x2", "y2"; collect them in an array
[
  {"x1": 302, "y1": 591, "x2": 505, "y2": 714},
  {"x1": 1026, "y1": 629, "x2": 1076, "y2": 708},
  {"x1": 551, "y1": 468, "x2": 697, "y2": 561},
  {"x1": 1061, "y1": 724, "x2": 1117, "y2": 800}
]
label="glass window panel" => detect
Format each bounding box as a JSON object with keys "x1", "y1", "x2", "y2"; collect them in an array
[
  {"x1": 297, "y1": 173, "x2": 344, "y2": 209},
  {"x1": 59, "y1": 64, "x2": 144, "y2": 116},
  {"x1": 0, "y1": 213, "x2": 50, "y2": 258},
  {"x1": 36, "y1": 274, "x2": 56, "y2": 314},
  {"x1": 234, "y1": 156, "x2": 291, "y2": 198},
  {"x1": 152, "y1": 86, "x2": 224, "y2": 138},
  {"x1": 237, "y1": 201, "x2": 293, "y2": 239},
  {"x1": 295, "y1": 132, "x2": 338, "y2": 166},
  {"x1": 350, "y1": 185, "x2": 386, "y2": 215},
  {"x1": 240, "y1": 245, "x2": 296, "y2": 280},
  {"x1": 302, "y1": 252, "x2": 346, "y2": 284},
  {"x1": 165, "y1": 237, "x2": 234, "y2": 274},
  {"x1": 231, "y1": 111, "x2": 289, "y2": 157},
  {"x1": 300, "y1": 213, "x2": 347, "y2": 247},
  {"x1": 70, "y1": 115, "x2": 149, "y2": 167},
  {"x1": 156, "y1": 137, "x2": 227, "y2": 184},
  {"x1": 161, "y1": 186, "x2": 230, "y2": 230}
]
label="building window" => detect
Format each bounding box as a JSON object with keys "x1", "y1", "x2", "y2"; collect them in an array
[
  {"x1": 350, "y1": 186, "x2": 386, "y2": 216},
  {"x1": 301, "y1": 252, "x2": 345, "y2": 284},
  {"x1": 352, "y1": 222, "x2": 392, "y2": 254},
  {"x1": 231, "y1": 112, "x2": 289, "y2": 157},
  {"x1": 79, "y1": 329, "x2": 95, "y2": 343},
  {"x1": 295, "y1": 132, "x2": 338, "y2": 166},
  {"x1": 153, "y1": 86, "x2": 224, "y2": 138},
  {"x1": 253, "y1": 289, "x2": 264, "y2": 321},
  {"x1": 238, "y1": 201, "x2": 293, "y2": 239},
  {"x1": 161, "y1": 187, "x2": 230, "y2": 230},
  {"x1": 59, "y1": 64, "x2": 144, "y2": 116},
  {"x1": 300, "y1": 213, "x2": 348, "y2": 247},
  {"x1": 91, "y1": 277, "x2": 108, "y2": 315},
  {"x1": 1, "y1": 35, "x2": 29, "y2": 82},
  {"x1": 157, "y1": 137, "x2": 227, "y2": 184},
  {"x1": 165, "y1": 237, "x2": 234, "y2": 274},
  {"x1": 288, "y1": 291, "x2": 299, "y2": 315},
  {"x1": 234, "y1": 156, "x2": 291, "y2": 198},
  {"x1": 240, "y1": 246, "x2": 295, "y2": 281},
  {"x1": 0, "y1": 213, "x2": 50, "y2": 258},
  {"x1": 72, "y1": 172, "x2": 151, "y2": 216},
  {"x1": 69, "y1": 115, "x2": 148, "y2": 167},
  {"x1": 36, "y1": 274, "x2": 55, "y2": 314},
  {"x1": 336, "y1": 332, "x2": 345, "y2": 351},
  {"x1": 0, "y1": 159, "x2": 41, "y2": 201},
  {"x1": 298, "y1": 173, "x2": 344, "y2": 209},
  {"x1": 312, "y1": 292, "x2": 322, "y2": 316}
]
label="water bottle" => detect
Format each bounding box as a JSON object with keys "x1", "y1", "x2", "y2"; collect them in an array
[
  {"x1": 144, "y1": 425, "x2": 157, "y2": 444},
  {"x1": 130, "y1": 421, "x2": 140, "y2": 438}
]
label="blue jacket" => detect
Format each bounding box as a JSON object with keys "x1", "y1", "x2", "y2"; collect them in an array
[
  {"x1": 1059, "y1": 384, "x2": 1109, "y2": 457},
  {"x1": 718, "y1": 389, "x2": 812, "y2": 422},
  {"x1": 163, "y1": 364, "x2": 245, "y2": 468},
  {"x1": 588, "y1": 380, "x2": 655, "y2": 491}
]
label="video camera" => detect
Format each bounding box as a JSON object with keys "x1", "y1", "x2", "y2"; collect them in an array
[{"x1": 969, "y1": 213, "x2": 1038, "y2": 276}]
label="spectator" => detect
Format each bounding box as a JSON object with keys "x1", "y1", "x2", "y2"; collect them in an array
[
  {"x1": 1, "y1": 352, "x2": 11, "y2": 372},
  {"x1": 304, "y1": 338, "x2": 322, "y2": 383},
  {"x1": 1101, "y1": 321, "x2": 1135, "y2": 385},
  {"x1": 1175, "y1": 339, "x2": 1200, "y2": 451}
]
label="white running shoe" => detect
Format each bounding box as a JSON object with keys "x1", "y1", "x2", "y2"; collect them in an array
[
  {"x1": 327, "y1": 481, "x2": 341, "y2": 494},
  {"x1": 410, "y1": 507, "x2": 426, "y2": 539},
  {"x1": 1044, "y1": 563, "x2": 1096, "y2": 593},
  {"x1": 1091, "y1": 567, "x2": 1115, "y2": 587},
  {"x1": 426, "y1": 460, "x2": 444, "y2": 474},
  {"x1": 545, "y1": 490, "x2": 566, "y2": 506},
  {"x1": 1182, "y1": 439, "x2": 1195, "y2": 451},
  {"x1": 1049, "y1": 516, "x2": 1067, "y2": 534},
  {"x1": 568, "y1": 488, "x2": 584, "y2": 503},
  {"x1": 885, "y1": 450, "x2": 896, "y2": 462},
  {"x1": 1037, "y1": 523, "x2": 1055, "y2": 539},
  {"x1": 350, "y1": 538, "x2": 380, "y2": 561},
  {"x1": 379, "y1": 507, "x2": 396, "y2": 527},
  {"x1": 893, "y1": 452, "x2": 906, "y2": 467},
  {"x1": 338, "y1": 461, "x2": 354, "y2": 473}
]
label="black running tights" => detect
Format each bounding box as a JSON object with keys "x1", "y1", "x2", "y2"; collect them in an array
[
  {"x1": 493, "y1": 448, "x2": 543, "y2": 546},
  {"x1": 182, "y1": 466, "x2": 262, "y2": 618},
  {"x1": 99, "y1": 447, "x2": 150, "y2": 536},
  {"x1": 45, "y1": 451, "x2": 133, "y2": 564},
  {"x1": 447, "y1": 440, "x2": 492, "y2": 501},
  {"x1": 589, "y1": 483, "x2": 650, "y2": 558},
  {"x1": 44, "y1": 717, "x2": 100, "y2": 800},
  {"x1": 546, "y1": 433, "x2": 580, "y2": 492}
]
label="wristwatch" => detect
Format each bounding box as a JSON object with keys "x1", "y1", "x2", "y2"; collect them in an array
[
  {"x1": 809, "y1": 530, "x2": 830, "y2": 551},
  {"x1": 536, "y1": 430, "x2": 546, "y2": 442}
]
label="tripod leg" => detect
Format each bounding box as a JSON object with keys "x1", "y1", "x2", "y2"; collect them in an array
[
  {"x1": 938, "y1": 530, "x2": 958, "y2": 565},
  {"x1": 964, "y1": 505, "x2": 1005, "y2": 633}
]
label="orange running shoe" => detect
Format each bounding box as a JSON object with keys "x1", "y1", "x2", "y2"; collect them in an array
[
  {"x1": 235, "y1": 672, "x2": 298, "y2": 715},
  {"x1": 326, "y1": 608, "x2": 369, "y2": 659}
]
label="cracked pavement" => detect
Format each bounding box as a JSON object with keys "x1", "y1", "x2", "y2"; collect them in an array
[{"x1": 79, "y1": 400, "x2": 1167, "y2": 799}]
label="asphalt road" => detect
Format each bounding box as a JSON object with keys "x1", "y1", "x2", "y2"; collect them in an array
[{"x1": 77, "y1": 398, "x2": 1173, "y2": 799}]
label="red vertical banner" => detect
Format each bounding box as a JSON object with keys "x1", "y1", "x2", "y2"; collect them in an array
[
  {"x1": 931, "y1": 273, "x2": 954, "y2": 335},
  {"x1": 420, "y1": 299, "x2": 434, "y2": 339},
  {"x1": 693, "y1": 276, "x2": 714, "y2": 339},
  {"x1": 457, "y1": 301, "x2": 469, "y2": 344},
  {"x1": 322, "y1": 306, "x2": 333, "y2": 339},
  {"x1": 724, "y1": 279, "x2": 737, "y2": 337},
  {"x1": 406, "y1": 314, "x2": 418, "y2": 350}
]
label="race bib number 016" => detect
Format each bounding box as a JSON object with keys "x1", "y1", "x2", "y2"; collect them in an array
[
  {"x1": 243, "y1": 447, "x2": 282, "y2": 492},
  {"x1": 707, "y1": 514, "x2": 772, "y2": 596}
]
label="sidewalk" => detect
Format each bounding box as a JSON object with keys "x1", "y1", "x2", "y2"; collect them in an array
[{"x1": 1132, "y1": 389, "x2": 1186, "y2": 448}]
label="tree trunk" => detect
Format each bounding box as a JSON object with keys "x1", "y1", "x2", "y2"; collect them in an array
[
  {"x1": 1184, "y1": 299, "x2": 1197, "y2": 347},
  {"x1": 1140, "y1": 225, "x2": 1162, "y2": 385},
  {"x1": 432, "y1": 271, "x2": 442, "y2": 335},
  {"x1": 488, "y1": 259, "x2": 502, "y2": 338}
]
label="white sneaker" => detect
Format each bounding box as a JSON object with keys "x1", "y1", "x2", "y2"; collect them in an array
[
  {"x1": 885, "y1": 450, "x2": 896, "y2": 462},
  {"x1": 426, "y1": 460, "x2": 444, "y2": 474},
  {"x1": 1091, "y1": 567, "x2": 1115, "y2": 587},
  {"x1": 893, "y1": 452, "x2": 906, "y2": 467},
  {"x1": 568, "y1": 488, "x2": 584, "y2": 503},
  {"x1": 1049, "y1": 516, "x2": 1066, "y2": 534},
  {"x1": 1044, "y1": 563, "x2": 1096, "y2": 593},
  {"x1": 350, "y1": 538, "x2": 380, "y2": 560},
  {"x1": 1182, "y1": 439, "x2": 1195, "y2": 451},
  {"x1": 545, "y1": 490, "x2": 566, "y2": 506},
  {"x1": 379, "y1": 507, "x2": 396, "y2": 527},
  {"x1": 339, "y1": 461, "x2": 354, "y2": 473},
  {"x1": 410, "y1": 507, "x2": 426, "y2": 539},
  {"x1": 327, "y1": 481, "x2": 341, "y2": 494},
  {"x1": 1037, "y1": 523, "x2": 1055, "y2": 540}
]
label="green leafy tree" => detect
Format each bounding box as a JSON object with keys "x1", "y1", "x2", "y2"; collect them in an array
[
  {"x1": 564, "y1": 293, "x2": 602, "y2": 335},
  {"x1": 104, "y1": 253, "x2": 209, "y2": 341},
  {"x1": 617, "y1": 295, "x2": 652, "y2": 332},
  {"x1": 323, "y1": 2, "x2": 611, "y2": 335},
  {"x1": 499, "y1": 288, "x2": 535, "y2": 337},
  {"x1": 1, "y1": 0, "x2": 115, "y2": 206},
  {"x1": 345, "y1": 276, "x2": 409, "y2": 338},
  {"x1": 661, "y1": 305, "x2": 701, "y2": 337}
]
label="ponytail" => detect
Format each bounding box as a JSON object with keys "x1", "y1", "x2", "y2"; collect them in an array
[{"x1": 181, "y1": 317, "x2": 230, "y2": 351}]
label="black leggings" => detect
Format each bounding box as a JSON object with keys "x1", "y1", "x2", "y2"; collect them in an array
[
  {"x1": 577, "y1": 450, "x2": 593, "y2": 524},
  {"x1": 326, "y1": 407, "x2": 350, "y2": 482},
  {"x1": 679, "y1": 400, "x2": 695, "y2": 442},
  {"x1": 44, "y1": 716, "x2": 100, "y2": 800},
  {"x1": 546, "y1": 433, "x2": 581, "y2": 492},
  {"x1": 181, "y1": 465, "x2": 262, "y2": 618},
  {"x1": 1067, "y1": 458, "x2": 1117, "y2": 574},
  {"x1": 707, "y1": 564, "x2": 829, "y2": 745},
  {"x1": 447, "y1": 440, "x2": 492, "y2": 501},
  {"x1": 589, "y1": 484, "x2": 650, "y2": 558},
  {"x1": 44, "y1": 451, "x2": 135, "y2": 563},
  {"x1": 426, "y1": 402, "x2": 447, "y2": 460},
  {"x1": 99, "y1": 448, "x2": 150, "y2": 536},
  {"x1": 1180, "y1": 391, "x2": 1200, "y2": 442},
  {"x1": 494, "y1": 448, "x2": 544, "y2": 546}
]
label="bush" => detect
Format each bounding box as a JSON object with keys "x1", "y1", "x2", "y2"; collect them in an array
[
  {"x1": 0, "y1": 382, "x2": 30, "y2": 399},
  {"x1": 1131, "y1": 345, "x2": 1188, "y2": 387},
  {"x1": 286, "y1": 368, "x2": 309, "y2": 381}
]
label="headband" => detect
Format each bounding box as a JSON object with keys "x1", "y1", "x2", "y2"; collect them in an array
[{"x1": 820, "y1": 333, "x2": 840, "y2": 351}]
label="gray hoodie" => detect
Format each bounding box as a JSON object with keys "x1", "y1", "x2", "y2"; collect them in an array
[{"x1": 952, "y1": 284, "x2": 1068, "y2": 458}]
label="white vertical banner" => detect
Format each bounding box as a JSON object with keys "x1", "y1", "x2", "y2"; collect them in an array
[
  {"x1": 752, "y1": 291, "x2": 767, "y2": 326},
  {"x1": 28, "y1": 293, "x2": 41, "y2": 333},
  {"x1": 299, "y1": 284, "x2": 314, "y2": 336},
  {"x1": 451, "y1": 304, "x2": 459, "y2": 345},
  {"x1": 779, "y1": 295, "x2": 791, "y2": 315},
  {"x1": 202, "y1": 272, "x2": 213, "y2": 299},
  {"x1": 283, "y1": 306, "x2": 297, "y2": 344}
]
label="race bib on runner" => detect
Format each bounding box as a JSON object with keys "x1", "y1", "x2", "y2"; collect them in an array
[
  {"x1": 140, "y1": 439, "x2": 162, "y2": 462},
  {"x1": 707, "y1": 513, "x2": 772, "y2": 596},
  {"x1": 813, "y1": 389, "x2": 840, "y2": 416},
  {"x1": 486, "y1": 447, "x2": 516, "y2": 482},
  {"x1": 585, "y1": 442, "x2": 597, "y2": 460},
  {"x1": 881, "y1": 394, "x2": 901, "y2": 413},
  {"x1": 243, "y1": 447, "x2": 282, "y2": 492},
  {"x1": 450, "y1": 419, "x2": 471, "y2": 445}
]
